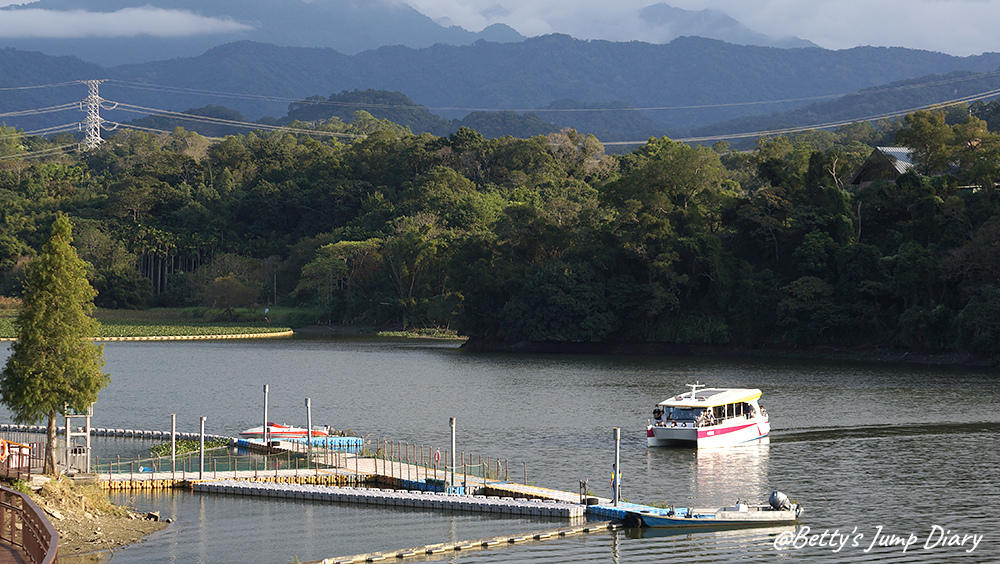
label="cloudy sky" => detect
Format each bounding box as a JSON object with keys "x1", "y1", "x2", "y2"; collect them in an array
[
  {"x1": 0, "y1": 0, "x2": 998, "y2": 56},
  {"x1": 405, "y1": 0, "x2": 1000, "y2": 56},
  {"x1": 0, "y1": 5, "x2": 249, "y2": 38}
]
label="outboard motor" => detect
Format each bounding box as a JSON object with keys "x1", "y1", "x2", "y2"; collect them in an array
[{"x1": 769, "y1": 490, "x2": 792, "y2": 511}]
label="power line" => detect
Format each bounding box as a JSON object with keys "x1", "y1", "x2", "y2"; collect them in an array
[
  {"x1": 1, "y1": 123, "x2": 82, "y2": 138},
  {"x1": 0, "y1": 143, "x2": 80, "y2": 161},
  {"x1": 606, "y1": 86, "x2": 1000, "y2": 146},
  {"x1": 0, "y1": 81, "x2": 83, "y2": 92},
  {"x1": 106, "y1": 69, "x2": 1000, "y2": 114},
  {"x1": 0, "y1": 103, "x2": 80, "y2": 119},
  {"x1": 110, "y1": 102, "x2": 364, "y2": 138},
  {"x1": 4, "y1": 71, "x2": 1000, "y2": 152}
]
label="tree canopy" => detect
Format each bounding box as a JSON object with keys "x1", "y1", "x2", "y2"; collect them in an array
[
  {"x1": 3, "y1": 107, "x2": 1000, "y2": 358},
  {"x1": 1, "y1": 213, "x2": 110, "y2": 473}
]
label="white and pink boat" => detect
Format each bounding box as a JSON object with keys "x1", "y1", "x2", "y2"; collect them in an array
[
  {"x1": 646, "y1": 383, "x2": 770, "y2": 448},
  {"x1": 239, "y1": 423, "x2": 329, "y2": 440}
]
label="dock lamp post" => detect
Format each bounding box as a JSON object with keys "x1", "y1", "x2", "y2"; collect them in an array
[
  {"x1": 171, "y1": 414, "x2": 176, "y2": 475},
  {"x1": 305, "y1": 398, "x2": 313, "y2": 459},
  {"x1": 263, "y1": 384, "x2": 270, "y2": 444},
  {"x1": 450, "y1": 417, "x2": 456, "y2": 489},
  {"x1": 613, "y1": 427, "x2": 621, "y2": 507},
  {"x1": 199, "y1": 416, "x2": 206, "y2": 480}
]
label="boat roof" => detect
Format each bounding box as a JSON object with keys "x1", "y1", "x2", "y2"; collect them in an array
[{"x1": 657, "y1": 388, "x2": 762, "y2": 408}]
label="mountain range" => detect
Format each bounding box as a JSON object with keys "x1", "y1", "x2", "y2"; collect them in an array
[
  {"x1": 0, "y1": 0, "x2": 812, "y2": 66},
  {"x1": 0, "y1": 0, "x2": 524, "y2": 65},
  {"x1": 2, "y1": 35, "x2": 1000, "y2": 144}
]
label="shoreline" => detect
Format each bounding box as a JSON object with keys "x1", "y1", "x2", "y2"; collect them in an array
[
  {"x1": 460, "y1": 338, "x2": 1000, "y2": 368},
  {"x1": 5, "y1": 325, "x2": 994, "y2": 367}
]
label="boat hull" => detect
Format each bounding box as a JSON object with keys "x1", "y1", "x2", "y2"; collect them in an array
[
  {"x1": 647, "y1": 417, "x2": 769, "y2": 448},
  {"x1": 239, "y1": 424, "x2": 328, "y2": 439},
  {"x1": 630, "y1": 504, "x2": 801, "y2": 528}
]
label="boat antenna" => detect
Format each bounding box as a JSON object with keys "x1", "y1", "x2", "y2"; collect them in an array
[{"x1": 686, "y1": 382, "x2": 705, "y2": 399}]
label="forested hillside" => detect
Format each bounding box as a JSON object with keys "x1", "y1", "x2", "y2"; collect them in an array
[
  {"x1": 694, "y1": 70, "x2": 1000, "y2": 138},
  {"x1": 2, "y1": 104, "x2": 1000, "y2": 357}
]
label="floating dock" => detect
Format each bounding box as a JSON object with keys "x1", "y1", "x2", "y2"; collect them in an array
[{"x1": 193, "y1": 480, "x2": 587, "y2": 518}]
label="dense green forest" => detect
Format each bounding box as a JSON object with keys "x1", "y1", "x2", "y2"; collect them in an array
[{"x1": 3, "y1": 102, "x2": 1000, "y2": 356}]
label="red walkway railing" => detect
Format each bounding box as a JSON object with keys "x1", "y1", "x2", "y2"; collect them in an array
[{"x1": 0, "y1": 486, "x2": 58, "y2": 564}]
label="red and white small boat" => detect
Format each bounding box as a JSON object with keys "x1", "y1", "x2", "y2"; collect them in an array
[
  {"x1": 647, "y1": 383, "x2": 770, "y2": 448},
  {"x1": 239, "y1": 423, "x2": 329, "y2": 440}
]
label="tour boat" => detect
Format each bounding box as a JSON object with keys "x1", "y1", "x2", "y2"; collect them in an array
[
  {"x1": 238, "y1": 423, "x2": 329, "y2": 440},
  {"x1": 646, "y1": 383, "x2": 769, "y2": 448},
  {"x1": 627, "y1": 491, "x2": 802, "y2": 529}
]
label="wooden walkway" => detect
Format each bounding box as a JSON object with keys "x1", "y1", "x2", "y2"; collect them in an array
[{"x1": 0, "y1": 542, "x2": 26, "y2": 564}]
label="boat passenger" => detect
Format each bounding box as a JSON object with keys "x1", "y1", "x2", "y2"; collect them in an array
[{"x1": 653, "y1": 408, "x2": 664, "y2": 425}]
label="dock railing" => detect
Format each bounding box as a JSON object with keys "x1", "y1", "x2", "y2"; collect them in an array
[
  {"x1": 97, "y1": 443, "x2": 359, "y2": 481},
  {"x1": 364, "y1": 437, "x2": 514, "y2": 491},
  {"x1": 0, "y1": 439, "x2": 42, "y2": 481},
  {"x1": 92, "y1": 435, "x2": 528, "y2": 491},
  {"x1": 0, "y1": 485, "x2": 58, "y2": 564}
]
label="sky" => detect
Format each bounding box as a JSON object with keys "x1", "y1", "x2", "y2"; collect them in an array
[
  {"x1": 0, "y1": 5, "x2": 249, "y2": 38},
  {"x1": 0, "y1": 0, "x2": 998, "y2": 56}
]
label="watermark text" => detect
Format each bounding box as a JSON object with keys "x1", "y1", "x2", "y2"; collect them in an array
[{"x1": 773, "y1": 525, "x2": 982, "y2": 554}]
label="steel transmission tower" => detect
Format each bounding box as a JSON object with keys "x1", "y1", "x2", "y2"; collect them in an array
[{"x1": 80, "y1": 80, "x2": 106, "y2": 150}]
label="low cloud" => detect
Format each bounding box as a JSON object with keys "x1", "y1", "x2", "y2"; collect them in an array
[
  {"x1": 403, "y1": 0, "x2": 1000, "y2": 56},
  {"x1": 0, "y1": 7, "x2": 252, "y2": 38}
]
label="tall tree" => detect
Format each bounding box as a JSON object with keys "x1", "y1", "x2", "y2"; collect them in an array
[
  {"x1": 895, "y1": 110, "x2": 956, "y2": 176},
  {"x1": 1, "y1": 214, "x2": 110, "y2": 474}
]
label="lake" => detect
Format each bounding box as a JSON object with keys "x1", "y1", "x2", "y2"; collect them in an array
[{"x1": 2, "y1": 336, "x2": 997, "y2": 563}]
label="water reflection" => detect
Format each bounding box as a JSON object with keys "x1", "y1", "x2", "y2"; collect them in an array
[
  {"x1": 692, "y1": 442, "x2": 770, "y2": 506},
  {"x1": 5, "y1": 338, "x2": 1000, "y2": 563},
  {"x1": 625, "y1": 523, "x2": 794, "y2": 540}
]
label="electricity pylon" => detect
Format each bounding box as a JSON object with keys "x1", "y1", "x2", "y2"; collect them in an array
[{"x1": 80, "y1": 80, "x2": 105, "y2": 150}]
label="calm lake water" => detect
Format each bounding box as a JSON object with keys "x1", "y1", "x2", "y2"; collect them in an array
[{"x1": 2, "y1": 336, "x2": 998, "y2": 563}]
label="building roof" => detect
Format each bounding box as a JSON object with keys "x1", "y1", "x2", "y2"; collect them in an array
[
  {"x1": 875, "y1": 147, "x2": 914, "y2": 174},
  {"x1": 850, "y1": 146, "x2": 915, "y2": 187}
]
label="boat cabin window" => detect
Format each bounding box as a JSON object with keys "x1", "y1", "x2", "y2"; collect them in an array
[
  {"x1": 719, "y1": 402, "x2": 754, "y2": 419},
  {"x1": 661, "y1": 407, "x2": 709, "y2": 421}
]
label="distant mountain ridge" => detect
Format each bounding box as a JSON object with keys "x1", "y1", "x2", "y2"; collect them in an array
[
  {"x1": 637, "y1": 3, "x2": 815, "y2": 48},
  {"x1": 111, "y1": 36, "x2": 1000, "y2": 127},
  {"x1": 2, "y1": 36, "x2": 1000, "y2": 142},
  {"x1": 1, "y1": 0, "x2": 814, "y2": 66},
  {"x1": 0, "y1": 0, "x2": 526, "y2": 65}
]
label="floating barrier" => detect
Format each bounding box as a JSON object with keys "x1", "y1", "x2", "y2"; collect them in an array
[
  {"x1": 233, "y1": 437, "x2": 363, "y2": 452},
  {"x1": 96, "y1": 331, "x2": 294, "y2": 342},
  {"x1": 320, "y1": 521, "x2": 622, "y2": 563},
  {"x1": 0, "y1": 423, "x2": 227, "y2": 441},
  {"x1": 1, "y1": 331, "x2": 295, "y2": 343}
]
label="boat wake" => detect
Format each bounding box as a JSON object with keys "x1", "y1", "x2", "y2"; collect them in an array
[{"x1": 772, "y1": 420, "x2": 1000, "y2": 443}]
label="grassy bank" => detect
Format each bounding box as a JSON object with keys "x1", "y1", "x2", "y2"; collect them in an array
[
  {"x1": 0, "y1": 307, "x2": 312, "y2": 339},
  {"x1": 0, "y1": 304, "x2": 466, "y2": 340}
]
